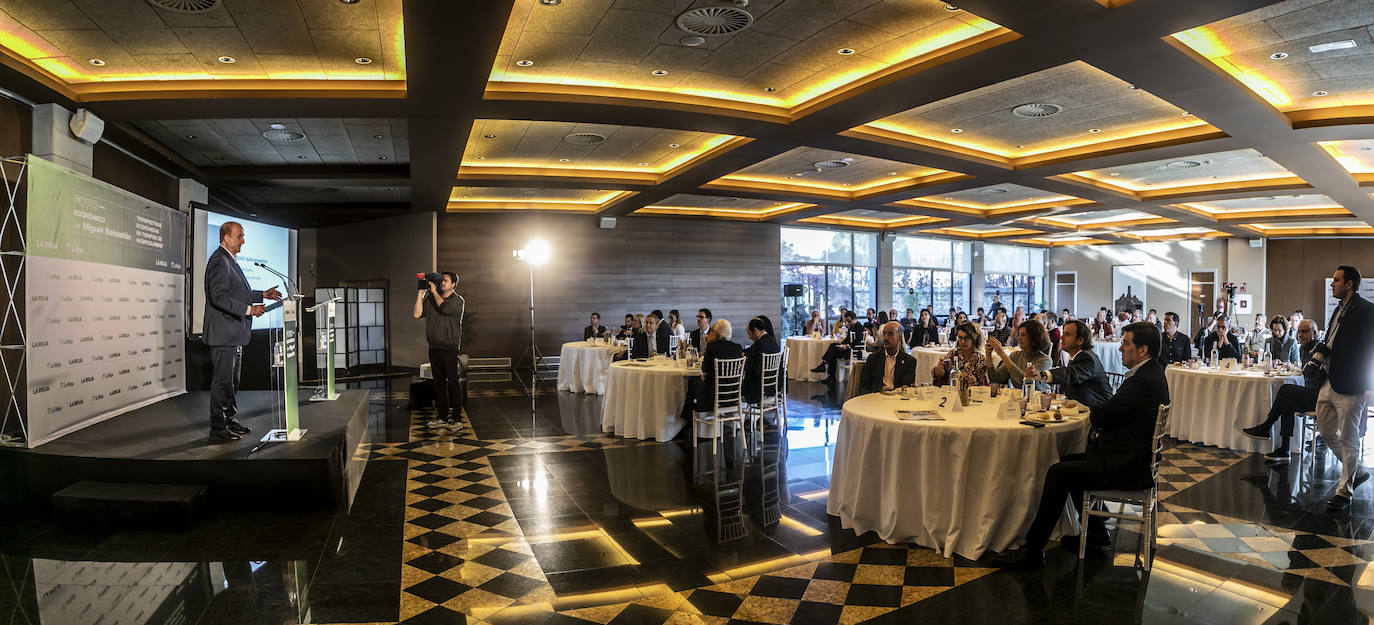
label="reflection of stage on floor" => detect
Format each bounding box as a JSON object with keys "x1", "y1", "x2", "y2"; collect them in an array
[{"x1": 0, "y1": 390, "x2": 372, "y2": 510}]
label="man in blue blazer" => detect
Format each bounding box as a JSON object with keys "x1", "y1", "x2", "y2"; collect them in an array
[{"x1": 204, "y1": 222, "x2": 282, "y2": 443}]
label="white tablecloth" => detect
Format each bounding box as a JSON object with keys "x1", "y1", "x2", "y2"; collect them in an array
[
  {"x1": 1165, "y1": 366, "x2": 1302, "y2": 452},
  {"x1": 1094, "y1": 341, "x2": 1124, "y2": 374},
  {"x1": 828, "y1": 393, "x2": 1089, "y2": 559},
  {"x1": 911, "y1": 346, "x2": 948, "y2": 386},
  {"x1": 557, "y1": 341, "x2": 626, "y2": 394},
  {"x1": 601, "y1": 359, "x2": 700, "y2": 441},
  {"x1": 785, "y1": 336, "x2": 841, "y2": 382}
]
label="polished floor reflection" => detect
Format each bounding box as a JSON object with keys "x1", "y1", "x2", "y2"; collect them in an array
[{"x1": 6, "y1": 375, "x2": 1374, "y2": 624}]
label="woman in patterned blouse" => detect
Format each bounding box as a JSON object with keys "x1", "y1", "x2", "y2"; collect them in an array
[{"x1": 931, "y1": 321, "x2": 989, "y2": 387}]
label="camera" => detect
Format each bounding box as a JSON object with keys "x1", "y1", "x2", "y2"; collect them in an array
[{"x1": 416, "y1": 271, "x2": 441, "y2": 290}]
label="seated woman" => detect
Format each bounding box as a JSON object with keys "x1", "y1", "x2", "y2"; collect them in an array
[
  {"x1": 945, "y1": 311, "x2": 969, "y2": 343},
  {"x1": 908, "y1": 309, "x2": 940, "y2": 348},
  {"x1": 668, "y1": 309, "x2": 688, "y2": 346},
  {"x1": 986, "y1": 318, "x2": 1053, "y2": 390},
  {"x1": 931, "y1": 321, "x2": 989, "y2": 387},
  {"x1": 1264, "y1": 315, "x2": 1300, "y2": 364}
]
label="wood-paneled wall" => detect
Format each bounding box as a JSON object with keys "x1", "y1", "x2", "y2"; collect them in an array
[
  {"x1": 1266, "y1": 239, "x2": 1374, "y2": 327},
  {"x1": 437, "y1": 213, "x2": 782, "y2": 360},
  {"x1": 93, "y1": 141, "x2": 180, "y2": 209}
]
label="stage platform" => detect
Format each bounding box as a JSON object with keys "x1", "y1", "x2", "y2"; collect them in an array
[{"x1": 0, "y1": 390, "x2": 372, "y2": 511}]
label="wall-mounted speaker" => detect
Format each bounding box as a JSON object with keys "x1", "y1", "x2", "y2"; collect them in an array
[
  {"x1": 68, "y1": 108, "x2": 105, "y2": 145},
  {"x1": 600, "y1": 217, "x2": 616, "y2": 229},
  {"x1": 1249, "y1": 238, "x2": 1263, "y2": 248}
]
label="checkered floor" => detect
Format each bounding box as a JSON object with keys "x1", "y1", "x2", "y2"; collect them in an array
[{"x1": 352, "y1": 391, "x2": 1374, "y2": 625}]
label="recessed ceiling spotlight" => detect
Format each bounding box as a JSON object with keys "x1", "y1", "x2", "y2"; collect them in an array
[
  {"x1": 944, "y1": 197, "x2": 955, "y2": 200},
  {"x1": 475, "y1": 156, "x2": 485, "y2": 160},
  {"x1": 1088, "y1": 128, "x2": 1101, "y2": 133},
  {"x1": 944, "y1": 3, "x2": 959, "y2": 10},
  {"x1": 1014, "y1": 144, "x2": 1024, "y2": 148},
  {"x1": 516, "y1": 59, "x2": 534, "y2": 67},
  {"x1": 1181, "y1": 112, "x2": 1192, "y2": 116},
  {"x1": 373, "y1": 134, "x2": 384, "y2": 139},
  {"x1": 1270, "y1": 52, "x2": 1289, "y2": 60},
  {"x1": 764, "y1": 86, "x2": 775, "y2": 92},
  {"x1": 841, "y1": 183, "x2": 850, "y2": 186},
  {"x1": 217, "y1": 56, "x2": 236, "y2": 64},
  {"x1": 338, "y1": 0, "x2": 360, "y2": 4},
  {"x1": 88, "y1": 58, "x2": 105, "y2": 66},
  {"x1": 1109, "y1": 172, "x2": 1120, "y2": 176},
  {"x1": 1312, "y1": 90, "x2": 1329, "y2": 96},
  {"x1": 213, "y1": 155, "x2": 224, "y2": 160},
  {"x1": 558, "y1": 158, "x2": 570, "y2": 162},
  {"x1": 837, "y1": 48, "x2": 854, "y2": 55},
  {"x1": 483, "y1": 134, "x2": 495, "y2": 138},
  {"x1": 887, "y1": 171, "x2": 897, "y2": 176},
  {"x1": 269, "y1": 123, "x2": 286, "y2": 130},
  {"x1": 651, "y1": 69, "x2": 668, "y2": 76},
  {"x1": 1126, "y1": 85, "x2": 1138, "y2": 90},
  {"x1": 637, "y1": 162, "x2": 648, "y2": 166},
  {"x1": 186, "y1": 134, "x2": 197, "y2": 139},
  {"x1": 387, "y1": 187, "x2": 396, "y2": 191},
  {"x1": 1363, "y1": 146, "x2": 1372, "y2": 151},
  {"x1": 297, "y1": 155, "x2": 307, "y2": 159},
  {"x1": 378, "y1": 155, "x2": 388, "y2": 160},
  {"x1": 680, "y1": 36, "x2": 706, "y2": 46},
  {"x1": 354, "y1": 57, "x2": 372, "y2": 65},
  {"x1": 668, "y1": 143, "x2": 680, "y2": 147},
  {"x1": 540, "y1": 0, "x2": 560, "y2": 4},
  {"x1": 950, "y1": 128, "x2": 963, "y2": 133}
]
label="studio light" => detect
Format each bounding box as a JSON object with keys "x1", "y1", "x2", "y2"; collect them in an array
[
  {"x1": 513, "y1": 239, "x2": 552, "y2": 383},
  {"x1": 515, "y1": 239, "x2": 551, "y2": 265}
]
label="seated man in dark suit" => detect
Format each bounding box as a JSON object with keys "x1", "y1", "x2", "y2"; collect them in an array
[
  {"x1": 811, "y1": 311, "x2": 864, "y2": 385},
  {"x1": 994, "y1": 321, "x2": 1170, "y2": 568},
  {"x1": 695, "y1": 319, "x2": 745, "y2": 412},
  {"x1": 618, "y1": 313, "x2": 636, "y2": 339},
  {"x1": 859, "y1": 322, "x2": 917, "y2": 395},
  {"x1": 1203, "y1": 316, "x2": 1244, "y2": 361},
  {"x1": 1024, "y1": 319, "x2": 1112, "y2": 408},
  {"x1": 629, "y1": 313, "x2": 671, "y2": 359},
  {"x1": 688, "y1": 308, "x2": 712, "y2": 353},
  {"x1": 1156, "y1": 311, "x2": 1191, "y2": 365},
  {"x1": 1242, "y1": 319, "x2": 1320, "y2": 461},
  {"x1": 742, "y1": 317, "x2": 781, "y2": 404},
  {"x1": 583, "y1": 312, "x2": 607, "y2": 340}
]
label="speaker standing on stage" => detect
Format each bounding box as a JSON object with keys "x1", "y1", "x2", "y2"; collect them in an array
[
  {"x1": 414, "y1": 271, "x2": 466, "y2": 431},
  {"x1": 204, "y1": 222, "x2": 282, "y2": 444}
]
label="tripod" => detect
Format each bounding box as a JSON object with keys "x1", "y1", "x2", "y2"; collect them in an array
[{"x1": 514, "y1": 261, "x2": 547, "y2": 390}]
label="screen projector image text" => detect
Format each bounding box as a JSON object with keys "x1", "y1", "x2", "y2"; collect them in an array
[
  {"x1": 203, "y1": 211, "x2": 290, "y2": 331},
  {"x1": 25, "y1": 156, "x2": 187, "y2": 448}
]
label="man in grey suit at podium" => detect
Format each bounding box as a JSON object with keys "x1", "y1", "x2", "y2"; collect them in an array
[{"x1": 204, "y1": 222, "x2": 282, "y2": 443}]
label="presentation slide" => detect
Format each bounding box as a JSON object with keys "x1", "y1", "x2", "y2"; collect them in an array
[
  {"x1": 192, "y1": 210, "x2": 297, "y2": 333},
  {"x1": 25, "y1": 156, "x2": 187, "y2": 448}
]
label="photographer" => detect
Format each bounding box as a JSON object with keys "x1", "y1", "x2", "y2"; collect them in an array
[
  {"x1": 1309, "y1": 266, "x2": 1374, "y2": 510},
  {"x1": 413, "y1": 271, "x2": 466, "y2": 431}
]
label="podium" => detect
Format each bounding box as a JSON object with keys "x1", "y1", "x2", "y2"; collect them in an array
[
  {"x1": 308, "y1": 297, "x2": 342, "y2": 401},
  {"x1": 262, "y1": 267, "x2": 307, "y2": 442}
]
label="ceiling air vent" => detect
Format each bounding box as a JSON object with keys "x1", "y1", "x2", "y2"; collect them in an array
[
  {"x1": 147, "y1": 0, "x2": 219, "y2": 13},
  {"x1": 677, "y1": 6, "x2": 754, "y2": 36},
  {"x1": 1165, "y1": 160, "x2": 1202, "y2": 169},
  {"x1": 262, "y1": 129, "x2": 306, "y2": 142},
  {"x1": 1011, "y1": 103, "x2": 1062, "y2": 118},
  {"x1": 812, "y1": 160, "x2": 850, "y2": 170},
  {"x1": 564, "y1": 133, "x2": 607, "y2": 145}
]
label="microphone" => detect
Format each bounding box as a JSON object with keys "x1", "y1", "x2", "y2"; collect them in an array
[{"x1": 254, "y1": 262, "x2": 298, "y2": 297}]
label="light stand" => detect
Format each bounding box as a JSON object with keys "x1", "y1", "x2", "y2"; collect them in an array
[{"x1": 512, "y1": 240, "x2": 550, "y2": 390}]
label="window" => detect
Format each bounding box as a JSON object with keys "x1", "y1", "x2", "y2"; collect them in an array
[
  {"x1": 780, "y1": 228, "x2": 876, "y2": 336},
  {"x1": 984, "y1": 244, "x2": 1046, "y2": 314},
  {"x1": 891, "y1": 236, "x2": 971, "y2": 321}
]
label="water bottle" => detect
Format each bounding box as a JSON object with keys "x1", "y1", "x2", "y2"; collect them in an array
[{"x1": 1211, "y1": 346, "x2": 1219, "y2": 367}]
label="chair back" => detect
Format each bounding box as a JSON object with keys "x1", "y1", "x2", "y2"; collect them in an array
[
  {"x1": 1149, "y1": 404, "x2": 1171, "y2": 483},
  {"x1": 712, "y1": 357, "x2": 746, "y2": 410},
  {"x1": 1106, "y1": 371, "x2": 1125, "y2": 393},
  {"x1": 759, "y1": 350, "x2": 783, "y2": 403}
]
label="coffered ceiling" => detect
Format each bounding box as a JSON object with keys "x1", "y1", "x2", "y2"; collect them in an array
[{"x1": 2, "y1": 0, "x2": 1371, "y2": 239}]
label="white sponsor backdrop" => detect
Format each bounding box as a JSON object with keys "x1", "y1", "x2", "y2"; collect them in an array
[{"x1": 24, "y1": 156, "x2": 187, "y2": 447}]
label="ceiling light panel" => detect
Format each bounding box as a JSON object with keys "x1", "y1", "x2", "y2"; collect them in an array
[
  {"x1": 1171, "y1": 0, "x2": 1374, "y2": 112},
  {"x1": 461, "y1": 119, "x2": 737, "y2": 174},
  {"x1": 1042, "y1": 209, "x2": 1167, "y2": 226},
  {"x1": 712, "y1": 146, "x2": 957, "y2": 192},
  {"x1": 1245, "y1": 219, "x2": 1373, "y2": 235},
  {"x1": 0, "y1": 0, "x2": 406, "y2": 88},
  {"x1": 447, "y1": 187, "x2": 634, "y2": 212},
  {"x1": 635, "y1": 193, "x2": 813, "y2": 220},
  {"x1": 488, "y1": 0, "x2": 1010, "y2": 113},
  {"x1": 851, "y1": 61, "x2": 1215, "y2": 159},
  {"x1": 1318, "y1": 139, "x2": 1374, "y2": 174},
  {"x1": 1117, "y1": 226, "x2": 1223, "y2": 239},
  {"x1": 1066, "y1": 148, "x2": 1296, "y2": 192},
  {"x1": 798, "y1": 210, "x2": 946, "y2": 229},
  {"x1": 899, "y1": 183, "x2": 1090, "y2": 214},
  {"x1": 133, "y1": 118, "x2": 408, "y2": 166},
  {"x1": 1176, "y1": 193, "x2": 1351, "y2": 218}
]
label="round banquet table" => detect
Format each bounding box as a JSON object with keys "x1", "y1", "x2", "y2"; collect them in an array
[
  {"x1": 557, "y1": 340, "x2": 626, "y2": 394},
  {"x1": 601, "y1": 358, "x2": 701, "y2": 441},
  {"x1": 1094, "y1": 340, "x2": 1124, "y2": 374},
  {"x1": 827, "y1": 393, "x2": 1089, "y2": 559},
  {"x1": 911, "y1": 346, "x2": 949, "y2": 386},
  {"x1": 1165, "y1": 365, "x2": 1302, "y2": 452},
  {"x1": 785, "y1": 336, "x2": 841, "y2": 382}
]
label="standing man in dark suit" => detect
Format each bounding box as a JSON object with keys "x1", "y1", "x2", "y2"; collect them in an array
[
  {"x1": 742, "y1": 317, "x2": 781, "y2": 404},
  {"x1": 1157, "y1": 312, "x2": 1191, "y2": 365},
  {"x1": 583, "y1": 313, "x2": 606, "y2": 340},
  {"x1": 1312, "y1": 266, "x2": 1374, "y2": 510},
  {"x1": 994, "y1": 321, "x2": 1170, "y2": 568},
  {"x1": 688, "y1": 308, "x2": 712, "y2": 353},
  {"x1": 203, "y1": 222, "x2": 282, "y2": 443},
  {"x1": 1024, "y1": 319, "x2": 1112, "y2": 408},
  {"x1": 859, "y1": 322, "x2": 916, "y2": 395}
]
